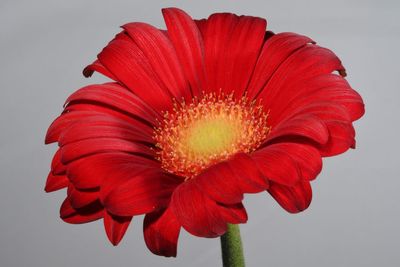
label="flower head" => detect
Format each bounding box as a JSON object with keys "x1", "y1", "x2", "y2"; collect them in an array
[{"x1": 45, "y1": 7, "x2": 364, "y2": 257}]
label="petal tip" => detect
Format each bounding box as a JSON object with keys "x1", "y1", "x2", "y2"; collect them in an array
[
  {"x1": 338, "y1": 69, "x2": 347, "y2": 77},
  {"x1": 82, "y1": 66, "x2": 94, "y2": 78}
]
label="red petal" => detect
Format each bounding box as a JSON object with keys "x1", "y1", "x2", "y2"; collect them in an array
[
  {"x1": 143, "y1": 207, "x2": 181, "y2": 257},
  {"x1": 280, "y1": 102, "x2": 352, "y2": 125},
  {"x1": 83, "y1": 31, "x2": 132, "y2": 79},
  {"x1": 45, "y1": 172, "x2": 69, "y2": 192},
  {"x1": 218, "y1": 202, "x2": 248, "y2": 224},
  {"x1": 289, "y1": 144, "x2": 322, "y2": 181},
  {"x1": 98, "y1": 39, "x2": 173, "y2": 111},
  {"x1": 50, "y1": 149, "x2": 66, "y2": 175},
  {"x1": 162, "y1": 8, "x2": 206, "y2": 96},
  {"x1": 247, "y1": 32, "x2": 313, "y2": 98},
  {"x1": 63, "y1": 105, "x2": 154, "y2": 136},
  {"x1": 46, "y1": 111, "x2": 101, "y2": 144},
  {"x1": 319, "y1": 121, "x2": 356, "y2": 157},
  {"x1": 194, "y1": 162, "x2": 243, "y2": 204},
  {"x1": 257, "y1": 45, "x2": 345, "y2": 117},
  {"x1": 58, "y1": 116, "x2": 153, "y2": 147},
  {"x1": 201, "y1": 13, "x2": 266, "y2": 96},
  {"x1": 269, "y1": 74, "x2": 364, "y2": 125},
  {"x1": 66, "y1": 152, "x2": 158, "y2": 189},
  {"x1": 103, "y1": 210, "x2": 132, "y2": 246},
  {"x1": 60, "y1": 138, "x2": 154, "y2": 164},
  {"x1": 171, "y1": 179, "x2": 228, "y2": 237},
  {"x1": 200, "y1": 13, "x2": 237, "y2": 94},
  {"x1": 46, "y1": 81, "x2": 161, "y2": 145},
  {"x1": 227, "y1": 153, "x2": 269, "y2": 193},
  {"x1": 103, "y1": 170, "x2": 180, "y2": 216},
  {"x1": 228, "y1": 16, "x2": 266, "y2": 98},
  {"x1": 122, "y1": 23, "x2": 191, "y2": 101},
  {"x1": 68, "y1": 185, "x2": 99, "y2": 209},
  {"x1": 265, "y1": 114, "x2": 329, "y2": 145},
  {"x1": 268, "y1": 180, "x2": 312, "y2": 213},
  {"x1": 65, "y1": 83, "x2": 160, "y2": 125},
  {"x1": 47, "y1": 112, "x2": 149, "y2": 146},
  {"x1": 194, "y1": 19, "x2": 207, "y2": 34},
  {"x1": 98, "y1": 160, "x2": 162, "y2": 202},
  {"x1": 83, "y1": 59, "x2": 117, "y2": 80},
  {"x1": 256, "y1": 142, "x2": 322, "y2": 181},
  {"x1": 60, "y1": 197, "x2": 76, "y2": 218},
  {"x1": 60, "y1": 198, "x2": 104, "y2": 224},
  {"x1": 251, "y1": 144, "x2": 301, "y2": 186}
]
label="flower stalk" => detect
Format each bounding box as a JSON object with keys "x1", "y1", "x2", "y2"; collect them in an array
[{"x1": 220, "y1": 224, "x2": 245, "y2": 267}]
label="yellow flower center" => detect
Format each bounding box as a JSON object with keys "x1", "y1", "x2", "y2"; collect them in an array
[
  {"x1": 187, "y1": 115, "x2": 239, "y2": 156},
  {"x1": 154, "y1": 93, "x2": 270, "y2": 179}
]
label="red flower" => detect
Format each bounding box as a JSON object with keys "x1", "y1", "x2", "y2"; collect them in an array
[{"x1": 45, "y1": 8, "x2": 364, "y2": 257}]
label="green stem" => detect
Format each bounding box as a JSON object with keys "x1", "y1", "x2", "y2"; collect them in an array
[{"x1": 220, "y1": 224, "x2": 245, "y2": 267}]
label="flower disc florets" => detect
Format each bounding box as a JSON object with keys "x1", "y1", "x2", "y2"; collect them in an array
[{"x1": 154, "y1": 93, "x2": 270, "y2": 178}]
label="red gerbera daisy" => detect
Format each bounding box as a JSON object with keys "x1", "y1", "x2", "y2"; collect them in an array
[{"x1": 45, "y1": 7, "x2": 364, "y2": 257}]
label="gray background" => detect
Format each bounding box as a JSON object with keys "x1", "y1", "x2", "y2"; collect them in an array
[{"x1": 1, "y1": 0, "x2": 398, "y2": 266}]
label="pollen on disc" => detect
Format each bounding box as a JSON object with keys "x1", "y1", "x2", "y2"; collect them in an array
[{"x1": 154, "y1": 93, "x2": 270, "y2": 179}]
